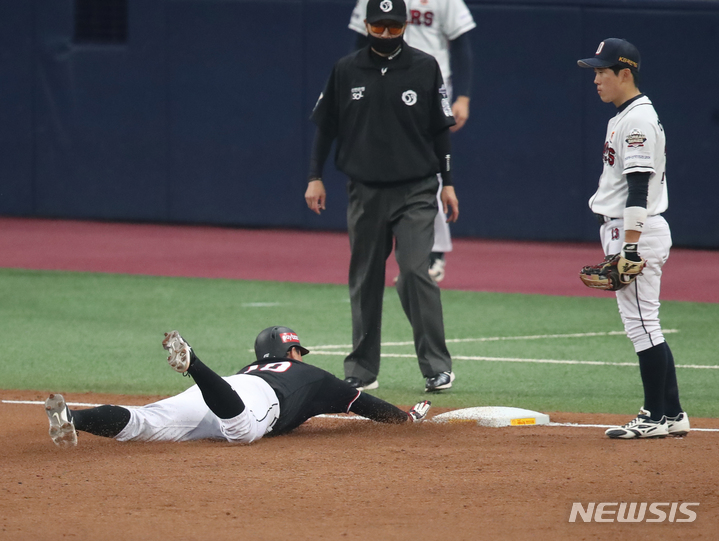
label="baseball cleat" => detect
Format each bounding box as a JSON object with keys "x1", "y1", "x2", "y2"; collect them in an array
[
  {"x1": 605, "y1": 408, "x2": 669, "y2": 439},
  {"x1": 428, "y1": 257, "x2": 446, "y2": 283},
  {"x1": 45, "y1": 394, "x2": 77, "y2": 448},
  {"x1": 344, "y1": 376, "x2": 379, "y2": 391},
  {"x1": 163, "y1": 330, "x2": 193, "y2": 373},
  {"x1": 666, "y1": 412, "x2": 690, "y2": 437},
  {"x1": 425, "y1": 371, "x2": 455, "y2": 392},
  {"x1": 408, "y1": 400, "x2": 431, "y2": 422}
]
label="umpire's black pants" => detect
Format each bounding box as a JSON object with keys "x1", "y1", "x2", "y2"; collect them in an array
[{"x1": 344, "y1": 175, "x2": 452, "y2": 382}]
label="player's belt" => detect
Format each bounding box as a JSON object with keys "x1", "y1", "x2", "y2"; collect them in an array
[
  {"x1": 595, "y1": 214, "x2": 621, "y2": 225},
  {"x1": 595, "y1": 213, "x2": 660, "y2": 225}
]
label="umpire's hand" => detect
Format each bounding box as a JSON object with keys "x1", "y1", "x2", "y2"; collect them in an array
[
  {"x1": 305, "y1": 179, "x2": 327, "y2": 215},
  {"x1": 441, "y1": 186, "x2": 459, "y2": 223}
]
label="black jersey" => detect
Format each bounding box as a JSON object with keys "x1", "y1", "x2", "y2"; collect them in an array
[
  {"x1": 237, "y1": 358, "x2": 360, "y2": 435},
  {"x1": 311, "y1": 44, "x2": 455, "y2": 184}
]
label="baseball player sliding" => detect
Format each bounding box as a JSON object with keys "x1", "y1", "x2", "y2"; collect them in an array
[
  {"x1": 577, "y1": 38, "x2": 689, "y2": 439},
  {"x1": 349, "y1": 0, "x2": 476, "y2": 282},
  {"x1": 44, "y1": 327, "x2": 431, "y2": 448}
]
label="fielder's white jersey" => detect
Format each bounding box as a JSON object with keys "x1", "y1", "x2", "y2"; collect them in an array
[
  {"x1": 589, "y1": 95, "x2": 668, "y2": 218},
  {"x1": 349, "y1": 0, "x2": 476, "y2": 85}
]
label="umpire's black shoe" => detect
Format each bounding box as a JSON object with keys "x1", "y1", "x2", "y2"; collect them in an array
[
  {"x1": 425, "y1": 371, "x2": 455, "y2": 392},
  {"x1": 344, "y1": 377, "x2": 379, "y2": 391}
]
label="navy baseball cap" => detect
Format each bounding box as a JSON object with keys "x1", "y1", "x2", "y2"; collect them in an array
[
  {"x1": 366, "y1": 0, "x2": 407, "y2": 24},
  {"x1": 577, "y1": 38, "x2": 641, "y2": 71},
  {"x1": 254, "y1": 326, "x2": 310, "y2": 359}
]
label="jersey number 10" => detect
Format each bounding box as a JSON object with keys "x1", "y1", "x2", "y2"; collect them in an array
[{"x1": 244, "y1": 362, "x2": 292, "y2": 373}]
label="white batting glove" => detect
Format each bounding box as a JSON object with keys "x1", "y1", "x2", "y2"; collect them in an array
[{"x1": 408, "y1": 401, "x2": 432, "y2": 422}]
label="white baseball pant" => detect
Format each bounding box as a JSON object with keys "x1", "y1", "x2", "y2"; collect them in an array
[
  {"x1": 600, "y1": 215, "x2": 672, "y2": 353},
  {"x1": 115, "y1": 374, "x2": 280, "y2": 444}
]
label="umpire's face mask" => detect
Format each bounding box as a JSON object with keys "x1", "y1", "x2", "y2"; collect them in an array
[
  {"x1": 366, "y1": 21, "x2": 405, "y2": 55},
  {"x1": 368, "y1": 33, "x2": 403, "y2": 55}
]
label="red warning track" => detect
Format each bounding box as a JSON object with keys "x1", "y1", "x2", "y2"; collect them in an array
[{"x1": 1, "y1": 217, "x2": 717, "y2": 303}]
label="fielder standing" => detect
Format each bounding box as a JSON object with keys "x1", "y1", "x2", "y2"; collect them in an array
[
  {"x1": 577, "y1": 38, "x2": 689, "y2": 439},
  {"x1": 305, "y1": 0, "x2": 457, "y2": 392},
  {"x1": 349, "y1": 0, "x2": 476, "y2": 282}
]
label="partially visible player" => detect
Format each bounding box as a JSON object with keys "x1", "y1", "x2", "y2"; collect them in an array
[
  {"x1": 349, "y1": 0, "x2": 475, "y2": 283},
  {"x1": 577, "y1": 38, "x2": 689, "y2": 439},
  {"x1": 44, "y1": 327, "x2": 431, "y2": 448}
]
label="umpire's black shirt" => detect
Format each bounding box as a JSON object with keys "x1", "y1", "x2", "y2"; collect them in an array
[{"x1": 311, "y1": 43, "x2": 455, "y2": 184}]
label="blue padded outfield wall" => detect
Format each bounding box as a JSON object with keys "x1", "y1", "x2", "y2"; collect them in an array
[{"x1": 1, "y1": 0, "x2": 718, "y2": 247}]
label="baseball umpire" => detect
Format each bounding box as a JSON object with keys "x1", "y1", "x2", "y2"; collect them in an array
[
  {"x1": 44, "y1": 327, "x2": 431, "y2": 448},
  {"x1": 305, "y1": 0, "x2": 457, "y2": 393},
  {"x1": 349, "y1": 0, "x2": 476, "y2": 283},
  {"x1": 577, "y1": 38, "x2": 689, "y2": 439}
]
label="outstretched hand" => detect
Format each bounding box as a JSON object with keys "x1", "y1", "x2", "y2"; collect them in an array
[{"x1": 408, "y1": 400, "x2": 432, "y2": 422}]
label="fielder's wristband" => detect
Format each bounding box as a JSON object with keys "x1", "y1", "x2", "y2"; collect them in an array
[
  {"x1": 623, "y1": 206, "x2": 648, "y2": 232},
  {"x1": 621, "y1": 243, "x2": 642, "y2": 262}
]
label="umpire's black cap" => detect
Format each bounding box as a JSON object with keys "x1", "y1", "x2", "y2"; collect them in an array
[
  {"x1": 366, "y1": 0, "x2": 407, "y2": 24},
  {"x1": 254, "y1": 326, "x2": 310, "y2": 360},
  {"x1": 577, "y1": 38, "x2": 641, "y2": 71}
]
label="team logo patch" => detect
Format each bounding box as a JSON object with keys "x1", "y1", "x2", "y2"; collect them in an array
[
  {"x1": 626, "y1": 129, "x2": 647, "y2": 148},
  {"x1": 380, "y1": 0, "x2": 393, "y2": 12},
  {"x1": 441, "y1": 97, "x2": 453, "y2": 117},
  {"x1": 280, "y1": 332, "x2": 300, "y2": 344},
  {"x1": 438, "y1": 83, "x2": 448, "y2": 99},
  {"x1": 595, "y1": 41, "x2": 605, "y2": 55},
  {"x1": 351, "y1": 86, "x2": 365, "y2": 100},
  {"x1": 402, "y1": 90, "x2": 417, "y2": 106},
  {"x1": 603, "y1": 142, "x2": 616, "y2": 166}
]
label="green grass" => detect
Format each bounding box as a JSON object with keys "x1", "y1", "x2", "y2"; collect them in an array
[{"x1": 1, "y1": 268, "x2": 717, "y2": 417}]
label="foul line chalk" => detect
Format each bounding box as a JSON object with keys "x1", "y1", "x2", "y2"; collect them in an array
[
  {"x1": 308, "y1": 330, "x2": 680, "y2": 349},
  {"x1": 251, "y1": 330, "x2": 719, "y2": 370},
  {"x1": 307, "y1": 350, "x2": 717, "y2": 370},
  {"x1": 7, "y1": 400, "x2": 718, "y2": 432}
]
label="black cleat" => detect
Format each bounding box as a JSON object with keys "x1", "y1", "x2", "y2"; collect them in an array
[
  {"x1": 344, "y1": 376, "x2": 379, "y2": 391},
  {"x1": 425, "y1": 371, "x2": 455, "y2": 392}
]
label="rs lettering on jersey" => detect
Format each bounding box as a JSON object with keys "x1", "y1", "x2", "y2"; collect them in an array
[
  {"x1": 409, "y1": 9, "x2": 434, "y2": 26},
  {"x1": 603, "y1": 142, "x2": 616, "y2": 167}
]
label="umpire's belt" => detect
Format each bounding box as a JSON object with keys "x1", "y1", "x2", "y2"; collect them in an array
[{"x1": 595, "y1": 214, "x2": 621, "y2": 225}]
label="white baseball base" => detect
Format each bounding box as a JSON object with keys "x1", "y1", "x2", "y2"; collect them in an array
[{"x1": 432, "y1": 406, "x2": 550, "y2": 428}]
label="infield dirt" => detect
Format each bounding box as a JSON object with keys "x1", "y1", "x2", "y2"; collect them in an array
[{"x1": 3, "y1": 390, "x2": 718, "y2": 541}]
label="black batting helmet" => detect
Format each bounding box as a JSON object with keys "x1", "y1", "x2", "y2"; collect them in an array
[{"x1": 254, "y1": 326, "x2": 310, "y2": 360}]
